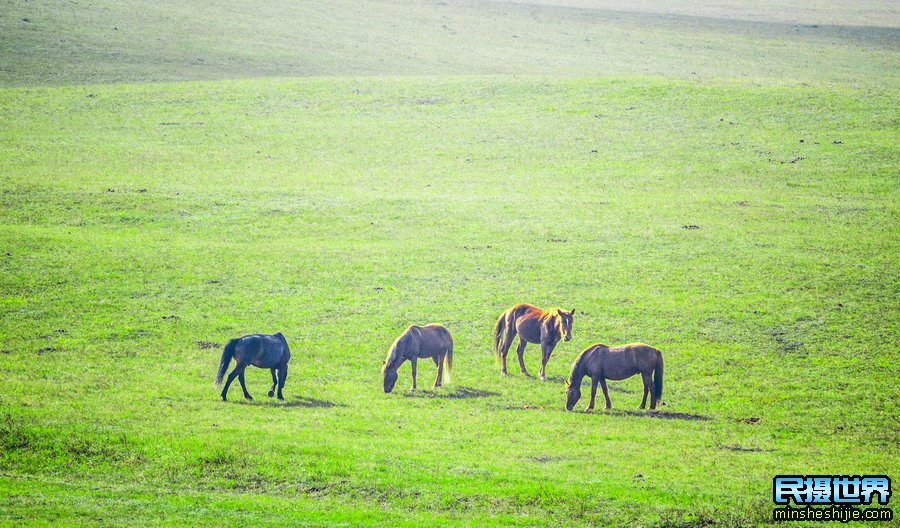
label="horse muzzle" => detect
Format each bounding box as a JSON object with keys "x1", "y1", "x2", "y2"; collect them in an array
[{"x1": 564, "y1": 335, "x2": 572, "y2": 342}]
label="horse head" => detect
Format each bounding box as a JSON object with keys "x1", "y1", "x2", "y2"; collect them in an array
[
  {"x1": 557, "y1": 307, "x2": 575, "y2": 341},
  {"x1": 383, "y1": 365, "x2": 399, "y2": 393},
  {"x1": 383, "y1": 328, "x2": 417, "y2": 393},
  {"x1": 565, "y1": 377, "x2": 581, "y2": 411}
]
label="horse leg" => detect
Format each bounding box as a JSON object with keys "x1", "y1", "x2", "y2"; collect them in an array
[
  {"x1": 238, "y1": 366, "x2": 253, "y2": 400},
  {"x1": 599, "y1": 378, "x2": 612, "y2": 410},
  {"x1": 433, "y1": 355, "x2": 443, "y2": 389},
  {"x1": 586, "y1": 376, "x2": 599, "y2": 413},
  {"x1": 277, "y1": 364, "x2": 287, "y2": 400},
  {"x1": 410, "y1": 357, "x2": 417, "y2": 391},
  {"x1": 538, "y1": 342, "x2": 554, "y2": 381},
  {"x1": 268, "y1": 368, "x2": 278, "y2": 398},
  {"x1": 500, "y1": 325, "x2": 516, "y2": 376},
  {"x1": 221, "y1": 366, "x2": 242, "y2": 401},
  {"x1": 640, "y1": 372, "x2": 652, "y2": 409},
  {"x1": 516, "y1": 337, "x2": 530, "y2": 377},
  {"x1": 221, "y1": 356, "x2": 253, "y2": 401}
]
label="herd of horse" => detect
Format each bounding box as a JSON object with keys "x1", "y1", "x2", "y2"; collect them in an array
[{"x1": 215, "y1": 303, "x2": 664, "y2": 412}]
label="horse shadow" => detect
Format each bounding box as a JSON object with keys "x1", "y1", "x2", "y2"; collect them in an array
[
  {"x1": 547, "y1": 375, "x2": 635, "y2": 393},
  {"x1": 543, "y1": 375, "x2": 568, "y2": 384},
  {"x1": 241, "y1": 396, "x2": 344, "y2": 409},
  {"x1": 403, "y1": 386, "x2": 499, "y2": 399},
  {"x1": 618, "y1": 409, "x2": 712, "y2": 421}
]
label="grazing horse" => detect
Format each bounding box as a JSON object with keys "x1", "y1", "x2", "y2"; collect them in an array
[
  {"x1": 565, "y1": 343, "x2": 663, "y2": 412},
  {"x1": 494, "y1": 304, "x2": 574, "y2": 381},
  {"x1": 214, "y1": 332, "x2": 291, "y2": 401},
  {"x1": 382, "y1": 324, "x2": 453, "y2": 393}
]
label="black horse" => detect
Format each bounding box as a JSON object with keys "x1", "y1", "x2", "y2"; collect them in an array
[{"x1": 214, "y1": 332, "x2": 291, "y2": 401}]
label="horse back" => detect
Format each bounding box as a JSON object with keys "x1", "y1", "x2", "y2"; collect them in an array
[
  {"x1": 509, "y1": 303, "x2": 542, "y2": 319},
  {"x1": 235, "y1": 333, "x2": 288, "y2": 368},
  {"x1": 413, "y1": 324, "x2": 453, "y2": 356},
  {"x1": 610, "y1": 343, "x2": 661, "y2": 370},
  {"x1": 580, "y1": 343, "x2": 657, "y2": 380}
]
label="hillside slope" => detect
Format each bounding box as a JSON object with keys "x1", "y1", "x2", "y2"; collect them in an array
[{"x1": 1, "y1": 0, "x2": 897, "y2": 86}]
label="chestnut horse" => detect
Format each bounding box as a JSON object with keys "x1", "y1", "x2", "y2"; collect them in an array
[
  {"x1": 214, "y1": 332, "x2": 291, "y2": 401},
  {"x1": 565, "y1": 343, "x2": 663, "y2": 412},
  {"x1": 382, "y1": 324, "x2": 453, "y2": 393},
  {"x1": 493, "y1": 304, "x2": 574, "y2": 381}
]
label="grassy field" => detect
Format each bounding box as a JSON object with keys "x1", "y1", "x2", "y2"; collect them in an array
[{"x1": 1, "y1": 1, "x2": 898, "y2": 527}]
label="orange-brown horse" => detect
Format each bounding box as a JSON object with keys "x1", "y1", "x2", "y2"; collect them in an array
[{"x1": 493, "y1": 303, "x2": 574, "y2": 381}]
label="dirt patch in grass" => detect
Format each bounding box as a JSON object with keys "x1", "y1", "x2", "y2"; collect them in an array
[
  {"x1": 769, "y1": 326, "x2": 804, "y2": 352},
  {"x1": 719, "y1": 445, "x2": 771, "y2": 453},
  {"x1": 526, "y1": 454, "x2": 569, "y2": 463}
]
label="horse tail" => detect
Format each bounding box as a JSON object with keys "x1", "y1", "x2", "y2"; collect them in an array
[
  {"x1": 493, "y1": 310, "x2": 506, "y2": 361},
  {"x1": 653, "y1": 350, "x2": 664, "y2": 400},
  {"x1": 214, "y1": 339, "x2": 238, "y2": 388},
  {"x1": 443, "y1": 338, "x2": 453, "y2": 385}
]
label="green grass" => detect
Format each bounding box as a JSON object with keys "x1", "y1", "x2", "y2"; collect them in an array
[
  {"x1": 1, "y1": 1, "x2": 899, "y2": 526},
  {"x1": 2, "y1": 76, "x2": 897, "y2": 526}
]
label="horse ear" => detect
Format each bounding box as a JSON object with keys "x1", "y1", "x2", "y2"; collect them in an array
[{"x1": 571, "y1": 307, "x2": 575, "y2": 315}]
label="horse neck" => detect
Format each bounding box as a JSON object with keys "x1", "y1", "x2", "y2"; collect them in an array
[
  {"x1": 385, "y1": 346, "x2": 402, "y2": 372},
  {"x1": 385, "y1": 329, "x2": 413, "y2": 370},
  {"x1": 568, "y1": 354, "x2": 588, "y2": 385}
]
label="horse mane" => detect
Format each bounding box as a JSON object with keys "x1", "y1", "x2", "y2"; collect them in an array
[
  {"x1": 543, "y1": 307, "x2": 560, "y2": 323},
  {"x1": 382, "y1": 327, "x2": 415, "y2": 373},
  {"x1": 545, "y1": 308, "x2": 570, "y2": 333},
  {"x1": 566, "y1": 348, "x2": 587, "y2": 387},
  {"x1": 566, "y1": 344, "x2": 606, "y2": 387}
]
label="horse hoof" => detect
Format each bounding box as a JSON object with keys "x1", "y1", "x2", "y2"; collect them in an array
[
  {"x1": 584, "y1": 407, "x2": 593, "y2": 414},
  {"x1": 268, "y1": 390, "x2": 275, "y2": 397},
  {"x1": 245, "y1": 396, "x2": 253, "y2": 401},
  {"x1": 540, "y1": 376, "x2": 547, "y2": 382},
  {"x1": 277, "y1": 396, "x2": 284, "y2": 401}
]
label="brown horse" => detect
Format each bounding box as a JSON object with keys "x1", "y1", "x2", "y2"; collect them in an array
[
  {"x1": 565, "y1": 343, "x2": 663, "y2": 412},
  {"x1": 494, "y1": 304, "x2": 574, "y2": 381},
  {"x1": 382, "y1": 324, "x2": 453, "y2": 393}
]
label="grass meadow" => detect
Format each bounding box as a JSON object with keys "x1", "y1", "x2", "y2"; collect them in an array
[{"x1": 0, "y1": 1, "x2": 898, "y2": 526}]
